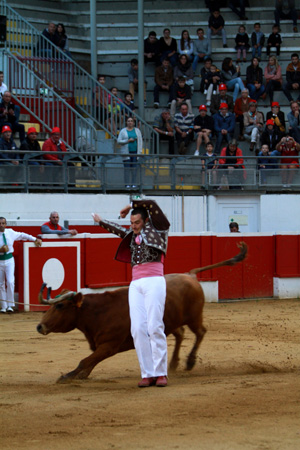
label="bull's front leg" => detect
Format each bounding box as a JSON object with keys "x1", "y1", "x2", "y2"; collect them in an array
[{"x1": 169, "y1": 326, "x2": 185, "y2": 371}]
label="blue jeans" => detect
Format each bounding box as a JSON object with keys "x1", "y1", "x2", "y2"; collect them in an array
[
  {"x1": 252, "y1": 45, "x2": 262, "y2": 58},
  {"x1": 225, "y1": 77, "x2": 245, "y2": 102},
  {"x1": 215, "y1": 132, "x2": 233, "y2": 155},
  {"x1": 123, "y1": 156, "x2": 138, "y2": 186},
  {"x1": 247, "y1": 83, "x2": 265, "y2": 101},
  {"x1": 192, "y1": 53, "x2": 211, "y2": 72}
]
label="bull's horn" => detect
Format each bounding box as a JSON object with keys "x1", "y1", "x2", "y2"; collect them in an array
[
  {"x1": 48, "y1": 291, "x2": 76, "y2": 304},
  {"x1": 38, "y1": 283, "x2": 76, "y2": 304},
  {"x1": 38, "y1": 283, "x2": 49, "y2": 304}
]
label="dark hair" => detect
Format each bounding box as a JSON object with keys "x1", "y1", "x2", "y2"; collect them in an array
[
  {"x1": 148, "y1": 31, "x2": 157, "y2": 37},
  {"x1": 291, "y1": 53, "x2": 299, "y2": 59},
  {"x1": 131, "y1": 207, "x2": 148, "y2": 222},
  {"x1": 180, "y1": 29, "x2": 191, "y2": 51},
  {"x1": 197, "y1": 28, "x2": 204, "y2": 33},
  {"x1": 124, "y1": 91, "x2": 132, "y2": 98},
  {"x1": 251, "y1": 56, "x2": 260, "y2": 66},
  {"x1": 97, "y1": 74, "x2": 105, "y2": 80},
  {"x1": 272, "y1": 24, "x2": 279, "y2": 30},
  {"x1": 206, "y1": 141, "x2": 213, "y2": 147},
  {"x1": 0, "y1": 216, "x2": 6, "y2": 222},
  {"x1": 212, "y1": 9, "x2": 220, "y2": 13},
  {"x1": 229, "y1": 222, "x2": 239, "y2": 230},
  {"x1": 0, "y1": 71, "x2": 3, "y2": 75},
  {"x1": 57, "y1": 23, "x2": 66, "y2": 35},
  {"x1": 178, "y1": 76, "x2": 186, "y2": 82},
  {"x1": 254, "y1": 22, "x2": 260, "y2": 27},
  {"x1": 131, "y1": 58, "x2": 138, "y2": 65},
  {"x1": 161, "y1": 57, "x2": 169, "y2": 63},
  {"x1": 180, "y1": 102, "x2": 188, "y2": 108},
  {"x1": 205, "y1": 57, "x2": 213, "y2": 64},
  {"x1": 222, "y1": 57, "x2": 232, "y2": 72},
  {"x1": 163, "y1": 28, "x2": 170, "y2": 33}
]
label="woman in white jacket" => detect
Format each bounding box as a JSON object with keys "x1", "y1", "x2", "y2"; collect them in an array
[{"x1": 117, "y1": 117, "x2": 143, "y2": 189}]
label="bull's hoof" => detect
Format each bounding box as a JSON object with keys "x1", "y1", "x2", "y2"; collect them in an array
[
  {"x1": 169, "y1": 359, "x2": 179, "y2": 372},
  {"x1": 56, "y1": 374, "x2": 74, "y2": 384},
  {"x1": 186, "y1": 356, "x2": 196, "y2": 371}
]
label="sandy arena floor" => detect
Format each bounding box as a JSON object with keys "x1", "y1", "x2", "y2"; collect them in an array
[{"x1": 1, "y1": 298, "x2": 300, "y2": 450}]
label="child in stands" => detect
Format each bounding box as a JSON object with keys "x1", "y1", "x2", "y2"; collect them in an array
[{"x1": 235, "y1": 25, "x2": 250, "y2": 63}]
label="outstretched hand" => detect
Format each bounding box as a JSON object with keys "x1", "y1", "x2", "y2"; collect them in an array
[
  {"x1": 119, "y1": 204, "x2": 132, "y2": 219},
  {"x1": 92, "y1": 213, "x2": 101, "y2": 223}
]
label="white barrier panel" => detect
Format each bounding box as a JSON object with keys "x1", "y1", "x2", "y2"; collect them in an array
[
  {"x1": 200, "y1": 281, "x2": 219, "y2": 303},
  {"x1": 273, "y1": 278, "x2": 300, "y2": 299}
]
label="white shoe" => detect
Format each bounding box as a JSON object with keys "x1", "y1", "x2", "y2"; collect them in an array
[
  {"x1": 204, "y1": 89, "x2": 208, "y2": 95},
  {"x1": 213, "y1": 90, "x2": 217, "y2": 94},
  {"x1": 194, "y1": 150, "x2": 200, "y2": 156},
  {"x1": 0, "y1": 308, "x2": 6, "y2": 314},
  {"x1": 206, "y1": 101, "x2": 211, "y2": 106},
  {"x1": 7, "y1": 307, "x2": 14, "y2": 313},
  {"x1": 154, "y1": 102, "x2": 159, "y2": 108},
  {"x1": 126, "y1": 185, "x2": 131, "y2": 189}
]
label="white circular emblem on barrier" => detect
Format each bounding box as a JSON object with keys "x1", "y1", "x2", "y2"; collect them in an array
[{"x1": 42, "y1": 258, "x2": 65, "y2": 290}]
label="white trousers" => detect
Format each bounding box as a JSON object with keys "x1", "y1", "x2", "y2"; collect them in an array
[
  {"x1": 0, "y1": 257, "x2": 15, "y2": 310},
  {"x1": 129, "y1": 276, "x2": 167, "y2": 378}
]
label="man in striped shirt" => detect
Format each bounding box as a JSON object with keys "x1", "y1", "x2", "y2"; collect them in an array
[{"x1": 174, "y1": 103, "x2": 195, "y2": 154}]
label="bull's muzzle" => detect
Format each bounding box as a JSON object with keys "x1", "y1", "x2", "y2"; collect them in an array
[{"x1": 37, "y1": 323, "x2": 48, "y2": 335}]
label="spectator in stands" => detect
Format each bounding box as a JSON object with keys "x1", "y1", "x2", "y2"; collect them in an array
[
  {"x1": 282, "y1": 53, "x2": 300, "y2": 104},
  {"x1": 39, "y1": 22, "x2": 58, "y2": 57},
  {"x1": 276, "y1": 135, "x2": 300, "y2": 186},
  {"x1": 205, "y1": 0, "x2": 224, "y2": 12},
  {"x1": 41, "y1": 211, "x2": 78, "y2": 235},
  {"x1": 219, "y1": 139, "x2": 245, "y2": 189},
  {"x1": 201, "y1": 141, "x2": 218, "y2": 185},
  {"x1": 213, "y1": 103, "x2": 235, "y2": 154},
  {"x1": 234, "y1": 87, "x2": 251, "y2": 140},
  {"x1": 95, "y1": 74, "x2": 107, "y2": 123},
  {"x1": 0, "y1": 91, "x2": 25, "y2": 143},
  {"x1": 106, "y1": 91, "x2": 121, "y2": 135},
  {"x1": 202, "y1": 64, "x2": 222, "y2": 107},
  {"x1": 261, "y1": 119, "x2": 284, "y2": 152},
  {"x1": 274, "y1": 0, "x2": 298, "y2": 33},
  {"x1": 266, "y1": 101, "x2": 286, "y2": 134},
  {"x1": 117, "y1": 117, "x2": 143, "y2": 189},
  {"x1": 56, "y1": 23, "x2": 72, "y2": 58},
  {"x1": 0, "y1": 125, "x2": 19, "y2": 165},
  {"x1": 192, "y1": 28, "x2": 211, "y2": 73},
  {"x1": 200, "y1": 58, "x2": 212, "y2": 93},
  {"x1": 178, "y1": 30, "x2": 194, "y2": 61},
  {"x1": 207, "y1": 9, "x2": 227, "y2": 51},
  {"x1": 264, "y1": 55, "x2": 282, "y2": 105},
  {"x1": 243, "y1": 99, "x2": 264, "y2": 152},
  {"x1": 20, "y1": 127, "x2": 41, "y2": 165},
  {"x1": 229, "y1": 222, "x2": 240, "y2": 232},
  {"x1": 170, "y1": 77, "x2": 192, "y2": 117},
  {"x1": 194, "y1": 105, "x2": 214, "y2": 156},
  {"x1": 221, "y1": 58, "x2": 244, "y2": 102},
  {"x1": 144, "y1": 31, "x2": 160, "y2": 66},
  {"x1": 287, "y1": 101, "x2": 300, "y2": 143},
  {"x1": 229, "y1": 0, "x2": 248, "y2": 20},
  {"x1": 210, "y1": 83, "x2": 234, "y2": 115},
  {"x1": 0, "y1": 72, "x2": 8, "y2": 99},
  {"x1": 174, "y1": 103, "x2": 194, "y2": 155},
  {"x1": 235, "y1": 25, "x2": 250, "y2": 63},
  {"x1": 246, "y1": 57, "x2": 265, "y2": 101},
  {"x1": 153, "y1": 58, "x2": 174, "y2": 108},
  {"x1": 174, "y1": 54, "x2": 194, "y2": 93},
  {"x1": 128, "y1": 58, "x2": 147, "y2": 104},
  {"x1": 266, "y1": 25, "x2": 282, "y2": 57},
  {"x1": 159, "y1": 28, "x2": 178, "y2": 67},
  {"x1": 123, "y1": 92, "x2": 136, "y2": 119},
  {"x1": 153, "y1": 109, "x2": 175, "y2": 155},
  {"x1": 42, "y1": 127, "x2": 66, "y2": 165},
  {"x1": 251, "y1": 23, "x2": 265, "y2": 61},
  {"x1": 257, "y1": 144, "x2": 275, "y2": 179}
]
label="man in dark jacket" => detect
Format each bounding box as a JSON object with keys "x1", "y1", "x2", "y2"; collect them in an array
[
  {"x1": 282, "y1": 53, "x2": 300, "y2": 103},
  {"x1": 20, "y1": 127, "x2": 41, "y2": 165},
  {"x1": 144, "y1": 31, "x2": 160, "y2": 65},
  {"x1": 213, "y1": 103, "x2": 235, "y2": 154},
  {"x1": 0, "y1": 125, "x2": 19, "y2": 165},
  {"x1": 153, "y1": 59, "x2": 174, "y2": 108},
  {"x1": 261, "y1": 119, "x2": 284, "y2": 151},
  {"x1": 38, "y1": 22, "x2": 58, "y2": 57},
  {"x1": 210, "y1": 83, "x2": 234, "y2": 115},
  {"x1": 0, "y1": 91, "x2": 25, "y2": 143},
  {"x1": 170, "y1": 77, "x2": 192, "y2": 117},
  {"x1": 194, "y1": 104, "x2": 214, "y2": 155}
]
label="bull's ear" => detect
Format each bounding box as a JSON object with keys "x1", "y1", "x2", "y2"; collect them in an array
[{"x1": 74, "y1": 293, "x2": 83, "y2": 308}]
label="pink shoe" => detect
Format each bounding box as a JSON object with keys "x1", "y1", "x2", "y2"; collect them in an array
[
  {"x1": 156, "y1": 376, "x2": 168, "y2": 387},
  {"x1": 138, "y1": 377, "x2": 156, "y2": 388}
]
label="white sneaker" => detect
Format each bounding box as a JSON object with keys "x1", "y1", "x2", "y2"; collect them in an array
[
  {"x1": 194, "y1": 150, "x2": 200, "y2": 156},
  {"x1": 0, "y1": 308, "x2": 6, "y2": 314},
  {"x1": 206, "y1": 101, "x2": 211, "y2": 106},
  {"x1": 154, "y1": 102, "x2": 159, "y2": 108},
  {"x1": 7, "y1": 307, "x2": 14, "y2": 313},
  {"x1": 204, "y1": 89, "x2": 208, "y2": 95},
  {"x1": 213, "y1": 90, "x2": 217, "y2": 95}
]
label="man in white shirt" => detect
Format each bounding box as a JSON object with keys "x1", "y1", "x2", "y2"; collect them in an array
[{"x1": 0, "y1": 71, "x2": 8, "y2": 99}]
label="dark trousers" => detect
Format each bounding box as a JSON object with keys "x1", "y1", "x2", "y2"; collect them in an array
[
  {"x1": 236, "y1": 115, "x2": 244, "y2": 136},
  {"x1": 175, "y1": 131, "x2": 194, "y2": 153},
  {"x1": 267, "y1": 44, "x2": 280, "y2": 56},
  {"x1": 153, "y1": 85, "x2": 173, "y2": 103},
  {"x1": 156, "y1": 133, "x2": 175, "y2": 155},
  {"x1": 282, "y1": 82, "x2": 300, "y2": 102},
  {"x1": 274, "y1": 8, "x2": 297, "y2": 26},
  {"x1": 265, "y1": 80, "x2": 282, "y2": 103},
  {"x1": 229, "y1": 0, "x2": 245, "y2": 18}
]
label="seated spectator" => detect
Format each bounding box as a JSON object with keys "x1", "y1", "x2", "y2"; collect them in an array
[
  {"x1": 0, "y1": 91, "x2": 25, "y2": 143},
  {"x1": 261, "y1": 119, "x2": 284, "y2": 151},
  {"x1": 207, "y1": 9, "x2": 227, "y2": 51},
  {"x1": 243, "y1": 100, "x2": 264, "y2": 152},
  {"x1": 144, "y1": 31, "x2": 160, "y2": 66},
  {"x1": 229, "y1": 0, "x2": 248, "y2": 20},
  {"x1": 222, "y1": 57, "x2": 244, "y2": 103},
  {"x1": 108, "y1": 87, "x2": 123, "y2": 108},
  {"x1": 128, "y1": 58, "x2": 147, "y2": 104},
  {"x1": 41, "y1": 211, "x2": 77, "y2": 235},
  {"x1": 192, "y1": 28, "x2": 211, "y2": 72},
  {"x1": 219, "y1": 139, "x2": 245, "y2": 189},
  {"x1": 213, "y1": 103, "x2": 235, "y2": 154},
  {"x1": 56, "y1": 23, "x2": 72, "y2": 58},
  {"x1": 210, "y1": 83, "x2": 234, "y2": 115},
  {"x1": 200, "y1": 58, "x2": 213, "y2": 93},
  {"x1": 38, "y1": 22, "x2": 58, "y2": 57},
  {"x1": 153, "y1": 58, "x2": 174, "y2": 108},
  {"x1": 94, "y1": 74, "x2": 107, "y2": 122},
  {"x1": 170, "y1": 77, "x2": 192, "y2": 117},
  {"x1": 178, "y1": 30, "x2": 194, "y2": 61},
  {"x1": 264, "y1": 55, "x2": 282, "y2": 104},
  {"x1": 203, "y1": 64, "x2": 222, "y2": 107},
  {"x1": 266, "y1": 25, "x2": 282, "y2": 57},
  {"x1": 153, "y1": 109, "x2": 175, "y2": 155},
  {"x1": 287, "y1": 101, "x2": 300, "y2": 143},
  {"x1": 246, "y1": 57, "x2": 265, "y2": 101},
  {"x1": 274, "y1": 0, "x2": 298, "y2": 33},
  {"x1": 174, "y1": 55, "x2": 194, "y2": 93},
  {"x1": 20, "y1": 127, "x2": 41, "y2": 165},
  {"x1": 266, "y1": 101, "x2": 286, "y2": 134},
  {"x1": 235, "y1": 25, "x2": 250, "y2": 63},
  {"x1": 234, "y1": 88, "x2": 251, "y2": 140},
  {"x1": 201, "y1": 141, "x2": 218, "y2": 186},
  {"x1": 282, "y1": 53, "x2": 300, "y2": 104},
  {"x1": 174, "y1": 103, "x2": 194, "y2": 155},
  {"x1": 159, "y1": 28, "x2": 178, "y2": 67},
  {"x1": 251, "y1": 23, "x2": 265, "y2": 61},
  {"x1": 123, "y1": 92, "x2": 136, "y2": 119},
  {"x1": 194, "y1": 105, "x2": 214, "y2": 156},
  {"x1": 0, "y1": 71, "x2": 8, "y2": 99},
  {"x1": 276, "y1": 135, "x2": 300, "y2": 187},
  {"x1": 0, "y1": 125, "x2": 19, "y2": 165},
  {"x1": 42, "y1": 127, "x2": 66, "y2": 165},
  {"x1": 257, "y1": 144, "x2": 276, "y2": 184},
  {"x1": 205, "y1": 0, "x2": 225, "y2": 12}
]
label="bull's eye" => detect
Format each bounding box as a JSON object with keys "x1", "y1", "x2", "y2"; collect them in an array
[{"x1": 55, "y1": 303, "x2": 64, "y2": 310}]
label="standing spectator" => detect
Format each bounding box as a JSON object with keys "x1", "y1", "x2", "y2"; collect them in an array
[
  {"x1": 210, "y1": 83, "x2": 234, "y2": 115},
  {"x1": 235, "y1": 25, "x2": 250, "y2": 63},
  {"x1": 174, "y1": 54, "x2": 194, "y2": 93},
  {"x1": 0, "y1": 217, "x2": 42, "y2": 314},
  {"x1": 201, "y1": 141, "x2": 218, "y2": 185},
  {"x1": 251, "y1": 23, "x2": 265, "y2": 61},
  {"x1": 229, "y1": 0, "x2": 248, "y2": 20},
  {"x1": 243, "y1": 99, "x2": 264, "y2": 152},
  {"x1": 246, "y1": 57, "x2": 265, "y2": 101},
  {"x1": 95, "y1": 74, "x2": 107, "y2": 123},
  {"x1": 222, "y1": 58, "x2": 245, "y2": 102},
  {"x1": 117, "y1": 117, "x2": 143, "y2": 189},
  {"x1": 56, "y1": 23, "x2": 72, "y2": 58},
  {"x1": 205, "y1": 0, "x2": 224, "y2": 12},
  {"x1": 282, "y1": 53, "x2": 300, "y2": 104},
  {"x1": 276, "y1": 135, "x2": 300, "y2": 186},
  {"x1": 123, "y1": 92, "x2": 136, "y2": 119},
  {"x1": 159, "y1": 28, "x2": 178, "y2": 67},
  {"x1": 153, "y1": 58, "x2": 173, "y2": 108},
  {"x1": 266, "y1": 24, "x2": 282, "y2": 57},
  {"x1": 0, "y1": 125, "x2": 19, "y2": 165},
  {"x1": 192, "y1": 28, "x2": 211, "y2": 72},
  {"x1": 261, "y1": 119, "x2": 284, "y2": 151},
  {"x1": 264, "y1": 55, "x2": 282, "y2": 104},
  {"x1": 170, "y1": 77, "x2": 192, "y2": 117},
  {"x1": 41, "y1": 212, "x2": 78, "y2": 235},
  {"x1": 287, "y1": 101, "x2": 300, "y2": 142},
  {"x1": 20, "y1": 127, "x2": 41, "y2": 165},
  {"x1": 219, "y1": 139, "x2": 245, "y2": 188},
  {"x1": 0, "y1": 91, "x2": 25, "y2": 143},
  {"x1": 0, "y1": 71, "x2": 8, "y2": 99},
  {"x1": 106, "y1": 93, "x2": 121, "y2": 135},
  {"x1": 153, "y1": 109, "x2": 175, "y2": 155},
  {"x1": 274, "y1": 0, "x2": 298, "y2": 33},
  {"x1": 38, "y1": 22, "x2": 58, "y2": 57},
  {"x1": 144, "y1": 31, "x2": 160, "y2": 66},
  {"x1": 174, "y1": 103, "x2": 195, "y2": 155},
  {"x1": 234, "y1": 88, "x2": 251, "y2": 140},
  {"x1": 213, "y1": 103, "x2": 236, "y2": 154},
  {"x1": 42, "y1": 127, "x2": 66, "y2": 165},
  {"x1": 194, "y1": 105, "x2": 214, "y2": 155},
  {"x1": 178, "y1": 30, "x2": 194, "y2": 61},
  {"x1": 128, "y1": 58, "x2": 147, "y2": 104},
  {"x1": 207, "y1": 9, "x2": 227, "y2": 52},
  {"x1": 257, "y1": 144, "x2": 275, "y2": 184},
  {"x1": 266, "y1": 101, "x2": 286, "y2": 134},
  {"x1": 203, "y1": 64, "x2": 222, "y2": 107}
]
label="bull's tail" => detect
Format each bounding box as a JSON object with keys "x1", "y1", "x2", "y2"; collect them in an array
[{"x1": 189, "y1": 241, "x2": 248, "y2": 275}]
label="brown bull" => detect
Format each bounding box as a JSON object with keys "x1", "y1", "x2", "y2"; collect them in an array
[{"x1": 37, "y1": 242, "x2": 247, "y2": 383}]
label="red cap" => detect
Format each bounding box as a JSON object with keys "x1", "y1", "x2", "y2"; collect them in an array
[
  {"x1": 271, "y1": 101, "x2": 279, "y2": 107},
  {"x1": 2, "y1": 125, "x2": 12, "y2": 133},
  {"x1": 199, "y1": 104, "x2": 207, "y2": 111},
  {"x1": 249, "y1": 99, "x2": 257, "y2": 104},
  {"x1": 51, "y1": 127, "x2": 61, "y2": 134},
  {"x1": 219, "y1": 83, "x2": 227, "y2": 91},
  {"x1": 219, "y1": 102, "x2": 228, "y2": 109},
  {"x1": 266, "y1": 119, "x2": 275, "y2": 126},
  {"x1": 27, "y1": 127, "x2": 37, "y2": 135}
]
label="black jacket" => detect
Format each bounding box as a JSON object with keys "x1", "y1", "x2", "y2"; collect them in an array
[
  {"x1": 261, "y1": 129, "x2": 284, "y2": 151},
  {"x1": 246, "y1": 65, "x2": 263, "y2": 85}
]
